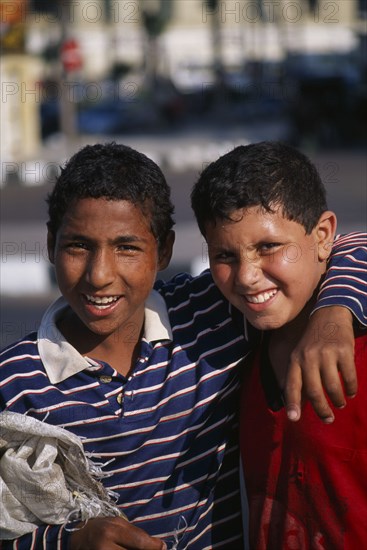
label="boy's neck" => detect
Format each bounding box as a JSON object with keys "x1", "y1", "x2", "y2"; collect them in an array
[{"x1": 58, "y1": 311, "x2": 144, "y2": 377}]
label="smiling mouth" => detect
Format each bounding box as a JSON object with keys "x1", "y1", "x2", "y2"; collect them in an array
[
  {"x1": 85, "y1": 295, "x2": 121, "y2": 309},
  {"x1": 245, "y1": 289, "x2": 277, "y2": 304}
]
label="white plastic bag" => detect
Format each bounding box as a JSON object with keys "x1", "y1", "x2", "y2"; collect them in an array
[{"x1": 0, "y1": 411, "x2": 123, "y2": 539}]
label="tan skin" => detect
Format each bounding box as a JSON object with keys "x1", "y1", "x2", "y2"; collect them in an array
[
  {"x1": 69, "y1": 516, "x2": 167, "y2": 550},
  {"x1": 206, "y1": 207, "x2": 357, "y2": 423},
  {"x1": 48, "y1": 198, "x2": 356, "y2": 547},
  {"x1": 48, "y1": 198, "x2": 174, "y2": 377},
  {"x1": 268, "y1": 296, "x2": 352, "y2": 401},
  {"x1": 285, "y1": 305, "x2": 356, "y2": 421}
]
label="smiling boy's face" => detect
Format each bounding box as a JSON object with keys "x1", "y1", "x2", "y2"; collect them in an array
[
  {"x1": 205, "y1": 206, "x2": 336, "y2": 331},
  {"x1": 48, "y1": 197, "x2": 173, "y2": 346}
]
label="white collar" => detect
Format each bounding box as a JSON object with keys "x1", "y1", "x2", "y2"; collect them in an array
[{"x1": 38, "y1": 291, "x2": 172, "y2": 384}]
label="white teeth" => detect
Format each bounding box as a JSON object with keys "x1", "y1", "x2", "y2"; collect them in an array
[
  {"x1": 86, "y1": 295, "x2": 119, "y2": 305},
  {"x1": 246, "y1": 290, "x2": 277, "y2": 304}
]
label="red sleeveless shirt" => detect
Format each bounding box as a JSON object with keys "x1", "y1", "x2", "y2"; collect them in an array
[{"x1": 240, "y1": 332, "x2": 367, "y2": 550}]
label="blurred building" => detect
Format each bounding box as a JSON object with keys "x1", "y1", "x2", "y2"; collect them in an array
[
  {"x1": 20, "y1": 1, "x2": 363, "y2": 77},
  {"x1": 1, "y1": 1, "x2": 43, "y2": 165},
  {"x1": 1, "y1": 0, "x2": 365, "y2": 166}
]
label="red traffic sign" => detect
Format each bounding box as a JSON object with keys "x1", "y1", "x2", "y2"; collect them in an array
[{"x1": 61, "y1": 39, "x2": 83, "y2": 73}]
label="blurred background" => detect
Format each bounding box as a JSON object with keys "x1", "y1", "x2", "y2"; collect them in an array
[{"x1": 1, "y1": 0, "x2": 366, "y2": 348}]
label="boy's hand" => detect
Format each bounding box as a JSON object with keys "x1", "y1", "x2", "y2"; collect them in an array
[
  {"x1": 284, "y1": 306, "x2": 357, "y2": 423},
  {"x1": 70, "y1": 516, "x2": 167, "y2": 550}
]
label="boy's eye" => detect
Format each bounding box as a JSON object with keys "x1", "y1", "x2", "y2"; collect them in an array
[
  {"x1": 211, "y1": 250, "x2": 236, "y2": 263},
  {"x1": 258, "y1": 242, "x2": 281, "y2": 253},
  {"x1": 117, "y1": 244, "x2": 140, "y2": 252},
  {"x1": 66, "y1": 242, "x2": 88, "y2": 250}
]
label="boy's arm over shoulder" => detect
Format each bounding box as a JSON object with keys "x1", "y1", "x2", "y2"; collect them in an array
[
  {"x1": 155, "y1": 269, "x2": 224, "y2": 314},
  {"x1": 155, "y1": 269, "x2": 216, "y2": 297},
  {"x1": 316, "y1": 232, "x2": 367, "y2": 326},
  {"x1": 284, "y1": 232, "x2": 367, "y2": 423}
]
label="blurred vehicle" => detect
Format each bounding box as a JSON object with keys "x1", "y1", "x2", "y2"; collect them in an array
[
  {"x1": 284, "y1": 53, "x2": 366, "y2": 148},
  {"x1": 77, "y1": 99, "x2": 137, "y2": 134},
  {"x1": 40, "y1": 97, "x2": 60, "y2": 139},
  {"x1": 172, "y1": 62, "x2": 215, "y2": 94},
  {"x1": 39, "y1": 74, "x2": 186, "y2": 138}
]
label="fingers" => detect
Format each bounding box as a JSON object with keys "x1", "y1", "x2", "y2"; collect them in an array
[
  {"x1": 283, "y1": 362, "x2": 302, "y2": 422},
  {"x1": 314, "y1": 307, "x2": 357, "y2": 401},
  {"x1": 336, "y1": 348, "x2": 358, "y2": 398},
  {"x1": 284, "y1": 361, "x2": 335, "y2": 424},
  {"x1": 70, "y1": 517, "x2": 167, "y2": 550},
  {"x1": 284, "y1": 306, "x2": 358, "y2": 423},
  {"x1": 117, "y1": 519, "x2": 167, "y2": 550},
  {"x1": 285, "y1": 348, "x2": 357, "y2": 424}
]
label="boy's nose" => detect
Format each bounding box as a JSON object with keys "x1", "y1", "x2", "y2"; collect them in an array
[
  {"x1": 234, "y1": 259, "x2": 261, "y2": 289},
  {"x1": 86, "y1": 249, "x2": 115, "y2": 288}
]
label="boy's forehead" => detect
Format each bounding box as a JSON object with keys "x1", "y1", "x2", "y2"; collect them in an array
[
  {"x1": 67, "y1": 196, "x2": 137, "y2": 208},
  {"x1": 207, "y1": 204, "x2": 276, "y2": 226},
  {"x1": 59, "y1": 197, "x2": 153, "y2": 232},
  {"x1": 222, "y1": 203, "x2": 302, "y2": 223},
  {"x1": 64, "y1": 196, "x2": 150, "y2": 216},
  {"x1": 205, "y1": 205, "x2": 307, "y2": 238}
]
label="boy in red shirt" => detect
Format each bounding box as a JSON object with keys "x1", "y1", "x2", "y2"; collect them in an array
[{"x1": 191, "y1": 141, "x2": 366, "y2": 549}]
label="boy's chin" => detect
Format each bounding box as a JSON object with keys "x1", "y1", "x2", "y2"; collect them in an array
[{"x1": 246, "y1": 314, "x2": 285, "y2": 332}]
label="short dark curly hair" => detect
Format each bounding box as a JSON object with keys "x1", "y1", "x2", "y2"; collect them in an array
[
  {"x1": 191, "y1": 141, "x2": 327, "y2": 236},
  {"x1": 47, "y1": 142, "x2": 175, "y2": 251}
]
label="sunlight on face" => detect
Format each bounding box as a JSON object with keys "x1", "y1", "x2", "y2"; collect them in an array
[{"x1": 206, "y1": 206, "x2": 329, "y2": 331}]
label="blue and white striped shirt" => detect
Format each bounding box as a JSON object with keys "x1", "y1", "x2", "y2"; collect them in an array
[{"x1": 1, "y1": 234, "x2": 366, "y2": 550}]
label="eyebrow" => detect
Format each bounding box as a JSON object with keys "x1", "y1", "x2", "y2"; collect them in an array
[
  {"x1": 58, "y1": 233, "x2": 149, "y2": 245},
  {"x1": 111, "y1": 235, "x2": 148, "y2": 244}
]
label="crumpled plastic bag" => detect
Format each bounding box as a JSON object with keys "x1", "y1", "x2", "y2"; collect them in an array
[{"x1": 0, "y1": 411, "x2": 124, "y2": 539}]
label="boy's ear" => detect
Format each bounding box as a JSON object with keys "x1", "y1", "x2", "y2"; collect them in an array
[
  {"x1": 314, "y1": 211, "x2": 337, "y2": 261},
  {"x1": 158, "y1": 230, "x2": 175, "y2": 271},
  {"x1": 47, "y1": 229, "x2": 56, "y2": 264}
]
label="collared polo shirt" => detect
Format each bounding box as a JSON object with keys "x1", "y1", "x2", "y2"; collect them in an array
[{"x1": 1, "y1": 272, "x2": 248, "y2": 550}]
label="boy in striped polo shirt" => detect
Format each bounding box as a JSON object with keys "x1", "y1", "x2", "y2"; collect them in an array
[{"x1": 0, "y1": 142, "x2": 365, "y2": 549}]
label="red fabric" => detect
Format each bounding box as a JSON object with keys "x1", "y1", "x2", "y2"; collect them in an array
[{"x1": 240, "y1": 333, "x2": 367, "y2": 550}]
